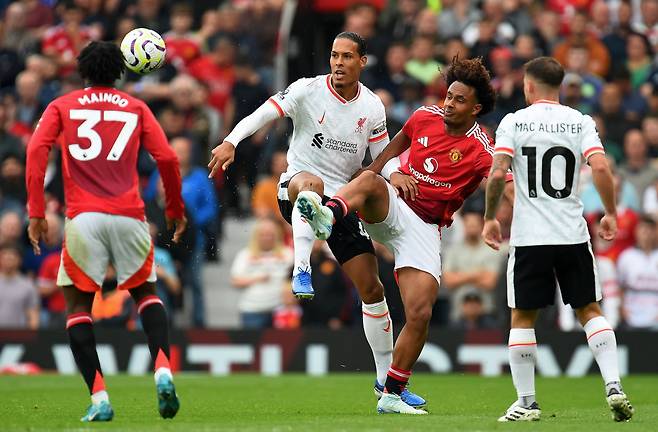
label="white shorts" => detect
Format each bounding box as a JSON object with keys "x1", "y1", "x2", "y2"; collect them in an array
[
  {"x1": 363, "y1": 182, "x2": 442, "y2": 285},
  {"x1": 58, "y1": 212, "x2": 156, "y2": 292}
]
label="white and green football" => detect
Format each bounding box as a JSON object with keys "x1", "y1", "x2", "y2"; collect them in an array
[{"x1": 120, "y1": 28, "x2": 166, "y2": 75}]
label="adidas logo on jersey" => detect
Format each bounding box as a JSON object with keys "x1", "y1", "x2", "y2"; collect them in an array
[
  {"x1": 417, "y1": 136, "x2": 429, "y2": 147},
  {"x1": 311, "y1": 133, "x2": 324, "y2": 149}
]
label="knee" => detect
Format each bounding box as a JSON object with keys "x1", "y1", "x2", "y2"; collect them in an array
[
  {"x1": 405, "y1": 303, "x2": 433, "y2": 328},
  {"x1": 575, "y1": 302, "x2": 602, "y2": 324},
  {"x1": 359, "y1": 279, "x2": 385, "y2": 304},
  {"x1": 355, "y1": 170, "x2": 380, "y2": 192},
  {"x1": 299, "y1": 176, "x2": 324, "y2": 196}
]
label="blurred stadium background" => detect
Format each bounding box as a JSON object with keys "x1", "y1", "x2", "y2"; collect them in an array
[{"x1": 0, "y1": 0, "x2": 658, "y2": 380}]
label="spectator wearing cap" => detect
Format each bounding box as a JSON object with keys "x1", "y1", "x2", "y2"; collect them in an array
[
  {"x1": 0, "y1": 244, "x2": 39, "y2": 329},
  {"x1": 442, "y1": 210, "x2": 503, "y2": 325},
  {"x1": 451, "y1": 291, "x2": 497, "y2": 330}
]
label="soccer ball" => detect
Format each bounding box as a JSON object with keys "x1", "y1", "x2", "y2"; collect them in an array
[{"x1": 120, "y1": 28, "x2": 166, "y2": 75}]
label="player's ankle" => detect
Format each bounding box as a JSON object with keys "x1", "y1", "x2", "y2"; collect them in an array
[{"x1": 91, "y1": 390, "x2": 109, "y2": 405}]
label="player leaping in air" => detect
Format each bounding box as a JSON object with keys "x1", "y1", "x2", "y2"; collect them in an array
[
  {"x1": 483, "y1": 56, "x2": 634, "y2": 423},
  {"x1": 26, "y1": 41, "x2": 187, "y2": 422},
  {"x1": 296, "y1": 57, "x2": 506, "y2": 414},
  {"x1": 208, "y1": 32, "x2": 425, "y2": 408}
]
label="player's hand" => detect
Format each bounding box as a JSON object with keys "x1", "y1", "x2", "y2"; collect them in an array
[
  {"x1": 598, "y1": 213, "x2": 617, "y2": 241},
  {"x1": 27, "y1": 218, "x2": 48, "y2": 256},
  {"x1": 482, "y1": 219, "x2": 502, "y2": 250},
  {"x1": 167, "y1": 216, "x2": 188, "y2": 244},
  {"x1": 390, "y1": 172, "x2": 419, "y2": 201},
  {"x1": 208, "y1": 141, "x2": 236, "y2": 178}
]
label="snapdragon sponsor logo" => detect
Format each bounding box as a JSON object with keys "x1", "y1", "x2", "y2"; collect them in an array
[{"x1": 408, "y1": 163, "x2": 451, "y2": 188}]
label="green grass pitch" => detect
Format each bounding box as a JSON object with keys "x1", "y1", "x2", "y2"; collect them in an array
[{"x1": 0, "y1": 374, "x2": 655, "y2": 431}]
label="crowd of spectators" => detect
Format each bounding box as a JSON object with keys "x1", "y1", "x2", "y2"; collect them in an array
[{"x1": 0, "y1": 0, "x2": 657, "y2": 331}]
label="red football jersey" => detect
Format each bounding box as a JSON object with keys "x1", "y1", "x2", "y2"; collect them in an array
[
  {"x1": 26, "y1": 87, "x2": 184, "y2": 221},
  {"x1": 399, "y1": 105, "x2": 494, "y2": 226}
]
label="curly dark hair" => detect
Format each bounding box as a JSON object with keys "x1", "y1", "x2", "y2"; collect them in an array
[
  {"x1": 77, "y1": 41, "x2": 125, "y2": 87},
  {"x1": 444, "y1": 57, "x2": 496, "y2": 117}
]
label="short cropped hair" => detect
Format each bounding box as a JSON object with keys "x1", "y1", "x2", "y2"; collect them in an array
[
  {"x1": 335, "y1": 31, "x2": 367, "y2": 57},
  {"x1": 524, "y1": 57, "x2": 565, "y2": 88}
]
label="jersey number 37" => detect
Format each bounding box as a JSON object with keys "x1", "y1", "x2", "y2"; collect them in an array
[{"x1": 68, "y1": 109, "x2": 138, "y2": 162}]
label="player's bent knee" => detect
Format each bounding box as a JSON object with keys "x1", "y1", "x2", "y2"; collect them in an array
[{"x1": 358, "y1": 280, "x2": 385, "y2": 304}]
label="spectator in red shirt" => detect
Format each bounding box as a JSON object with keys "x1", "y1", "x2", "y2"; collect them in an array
[
  {"x1": 41, "y1": 2, "x2": 95, "y2": 77},
  {"x1": 188, "y1": 35, "x2": 236, "y2": 114},
  {"x1": 163, "y1": 3, "x2": 201, "y2": 72}
]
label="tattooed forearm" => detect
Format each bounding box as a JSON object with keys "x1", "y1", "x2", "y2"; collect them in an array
[{"x1": 484, "y1": 154, "x2": 512, "y2": 220}]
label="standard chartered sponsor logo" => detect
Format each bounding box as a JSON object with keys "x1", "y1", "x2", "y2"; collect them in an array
[
  {"x1": 324, "y1": 137, "x2": 358, "y2": 154},
  {"x1": 408, "y1": 163, "x2": 451, "y2": 188}
]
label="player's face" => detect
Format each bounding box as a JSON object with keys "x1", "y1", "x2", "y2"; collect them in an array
[
  {"x1": 330, "y1": 38, "x2": 366, "y2": 88},
  {"x1": 443, "y1": 81, "x2": 481, "y2": 128}
]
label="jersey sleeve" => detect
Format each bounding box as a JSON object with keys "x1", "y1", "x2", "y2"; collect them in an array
[
  {"x1": 26, "y1": 103, "x2": 62, "y2": 218},
  {"x1": 267, "y1": 77, "x2": 314, "y2": 118},
  {"x1": 139, "y1": 103, "x2": 185, "y2": 220},
  {"x1": 580, "y1": 115, "x2": 605, "y2": 160},
  {"x1": 369, "y1": 102, "x2": 389, "y2": 144},
  {"x1": 401, "y1": 109, "x2": 421, "y2": 138},
  {"x1": 494, "y1": 113, "x2": 515, "y2": 157}
]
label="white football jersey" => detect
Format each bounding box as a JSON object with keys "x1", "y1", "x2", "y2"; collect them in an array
[
  {"x1": 495, "y1": 100, "x2": 605, "y2": 246},
  {"x1": 269, "y1": 75, "x2": 389, "y2": 197}
]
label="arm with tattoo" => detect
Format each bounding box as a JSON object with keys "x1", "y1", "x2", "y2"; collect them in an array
[{"x1": 484, "y1": 154, "x2": 513, "y2": 220}]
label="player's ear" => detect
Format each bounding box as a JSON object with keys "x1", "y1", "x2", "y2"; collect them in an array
[
  {"x1": 360, "y1": 55, "x2": 367, "y2": 68},
  {"x1": 472, "y1": 103, "x2": 482, "y2": 116}
]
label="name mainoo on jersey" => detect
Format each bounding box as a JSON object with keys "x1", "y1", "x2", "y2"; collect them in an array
[
  {"x1": 515, "y1": 122, "x2": 583, "y2": 134},
  {"x1": 77, "y1": 92, "x2": 129, "y2": 108},
  {"x1": 408, "y1": 163, "x2": 452, "y2": 188}
]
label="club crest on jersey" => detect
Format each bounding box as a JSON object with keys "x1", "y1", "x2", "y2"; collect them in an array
[
  {"x1": 355, "y1": 117, "x2": 367, "y2": 133},
  {"x1": 423, "y1": 157, "x2": 438, "y2": 173},
  {"x1": 449, "y1": 148, "x2": 463, "y2": 163}
]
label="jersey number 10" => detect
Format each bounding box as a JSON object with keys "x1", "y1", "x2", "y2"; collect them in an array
[
  {"x1": 68, "y1": 109, "x2": 138, "y2": 161},
  {"x1": 521, "y1": 146, "x2": 576, "y2": 199}
]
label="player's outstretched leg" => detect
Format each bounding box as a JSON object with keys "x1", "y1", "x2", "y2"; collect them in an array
[
  {"x1": 577, "y1": 306, "x2": 634, "y2": 422},
  {"x1": 63, "y1": 286, "x2": 114, "y2": 422},
  {"x1": 131, "y1": 285, "x2": 180, "y2": 419}
]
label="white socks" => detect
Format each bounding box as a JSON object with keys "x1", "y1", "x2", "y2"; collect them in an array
[
  {"x1": 584, "y1": 316, "x2": 621, "y2": 389},
  {"x1": 91, "y1": 390, "x2": 109, "y2": 405},
  {"x1": 292, "y1": 206, "x2": 315, "y2": 275},
  {"x1": 362, "y1": 299, "x2": 393, "y2": 386},
  {"x1": 154, "y1": 367, "x2": 173, "y2": 384},
  {"x1": 508, "y1": 328, "x2": 537, "y2": 407}
]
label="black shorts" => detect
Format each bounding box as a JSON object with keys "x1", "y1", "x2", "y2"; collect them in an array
[
  {"x1": 507, "y1": 242, "x2": 601, "y2": 310},
  {"x1": 277, "y1": 186, "x2": 374, "y2": 265}
]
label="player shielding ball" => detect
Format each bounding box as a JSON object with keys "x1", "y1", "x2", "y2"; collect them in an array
[
  {"x1": 26, "y1": 41, "x2": 187, "y2": 422},
  {"x1": 483, "y1": 57, "x2": 634, "y2": 422},
  {"x1": 208, "y1": 32, "x2": 425, "y2": 407},
  {"x1": 297, "y1": 57, "x2": 504, "y2": 414}
]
